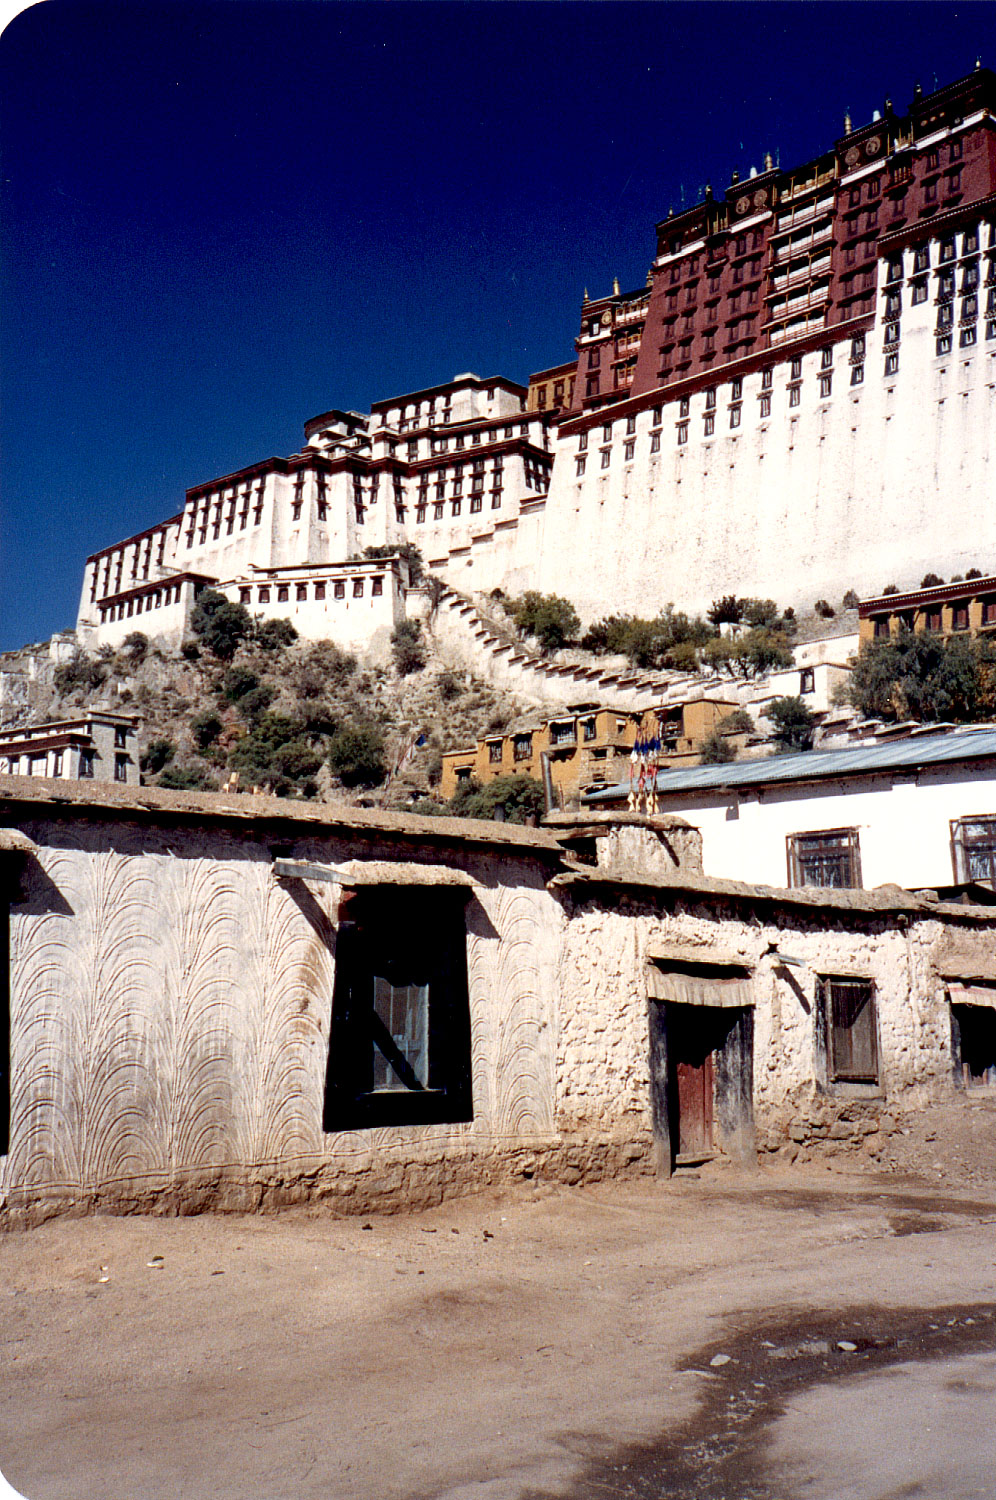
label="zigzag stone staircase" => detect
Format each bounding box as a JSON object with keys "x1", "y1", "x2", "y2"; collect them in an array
[{"x1": 416, "y1": 583, "x2": 702, "y2": 711}]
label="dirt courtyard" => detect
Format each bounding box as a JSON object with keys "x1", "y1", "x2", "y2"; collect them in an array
[{"x1": 2, "y1": 1150, "x2": 996, "y2": 1500}]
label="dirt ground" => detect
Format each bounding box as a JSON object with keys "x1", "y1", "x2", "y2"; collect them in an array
[{"x1": 2, "y1": 1129, "x2": 996, "y2": 1500}]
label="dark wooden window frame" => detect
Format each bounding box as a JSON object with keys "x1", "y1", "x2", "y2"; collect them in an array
[
  {"x1": 816, "y1": 975, "x2": 879, "y2": 1084},
  {"x1": 787, "y1": 828, "x2": 862, "y2": 889},
  {"x1": 323, "y1": 889, "x2": 474, "y2": 1132}
]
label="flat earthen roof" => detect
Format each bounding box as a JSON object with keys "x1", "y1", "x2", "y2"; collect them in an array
[{"x1": 0, "y1": 775, "x2": 563, "y2": 857}]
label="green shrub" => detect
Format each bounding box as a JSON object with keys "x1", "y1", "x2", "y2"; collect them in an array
[
  {"x1": 157, "y1": 764, "x2": 216, "y2": 791},
  {"x1": 508, "y1": 592, "x2": 580, "y2": 652},
  {"x1": 448, "y1": 773, "x2": 546, "y2": 824},
  {"x1": 238, "y1": 684, "x2": 277, "y2": 726},
  {"x1": 222, "y1": 666, "x2": 259, "y2": 703},
  {"x1": 141, "y1": 737, "x2": 176, "y2": 773},
  {"x1": 53, "y1": 650, "x2": 106, "y2": 695},
  {"x1": 327, "y1": 724, "x2": 386, "y2": 788},
  {"x1": 717, "y1": 708, "x2": 753, "y2": 734},
  {"x1": 707, "y1": 595, "x2": 744, "y2": 626},
  {"x1": 701, "y1": 629, "x2": 793, "y2": 680},
  {"x1": 698, "y1": 731, "x2": 736, "y2": 765},
  {"x1": 256, "y1": 618, "x2": 298, "y2": 650},
  {"x1": 364, "y1": 541, "x2": 424, "y2": 584},
  {"x1": 121, "y1": 631, "x2": 150, "y2": 663},
  {"x1": 295, "y1": 640, "x2": 356, "y2": 697},
  {"x1": 190, "y1": 712, "x2": 223, "y2": 751},
  {"x1": 391, "y1": 619, "x2": 426, "y2": 676}
]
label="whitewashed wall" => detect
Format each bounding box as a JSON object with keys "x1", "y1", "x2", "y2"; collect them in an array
[
  {"x1": 2, "y1": 819, "x2": 561, "y2": 1219},
  {"x1": 537, "y1": 233, "x2": 995, "y2": 622},
  {"x1": 652, "y1": 759, "x2": 996, "y2": 890}
]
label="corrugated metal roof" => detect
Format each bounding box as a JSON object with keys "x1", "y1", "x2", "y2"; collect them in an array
[{"x1": 585, "y1": 727, "x2": 996, "y2": 803}]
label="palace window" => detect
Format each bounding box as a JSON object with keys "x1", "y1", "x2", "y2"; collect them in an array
[
  {"x1": 679, "y1": 396, "x2": 690, "y2": 417},
  {"x1": 258, "y1": 587, "x2": 270, "y2": 603},
  {"x1": 434, "y1": 503, "x2": 444, "y2": 520},
  {"x1": 884, "y1": 352, "x2": 899, "y2": 375},
  {"x1": 913, "y1": 244, "x2": 930, "y2": 273},
  {"x1": 416, "y1": 505, "x2": 426, "y2": 523},
  {"x1": 578, "y1": 431, "x2": 588, "y2": 451},
  {"x1": 677, "y1": 421, "x2": 688, "y2": 445},
  {"x1": 575, "y1": 457, "x2": 587, "y2": 477},
  {"x1": 626, "y1": 414, "x2": 636, "y2": 435},
  {"x1": 819, "y1": 977, "x2": 879, "y2": 1084},
  {"x1": 513, "y1": 734, "x2": 532, "y2": 761},
  {"x1": 729, "y1": 406, "x2": 741, "y2": 429},
  {"x1": 912, "y1": 279, "x2": 928, "y2": 304},
  {"x1": 78, "y1": 749, "x2": 95, "y2": 779},
  {"x1": 601, "y1": 448, "x2": 611, "y2": 469},
  {"x1": 650, "y1": 431, "x2": 661, "y2": 453},
  {"x1": 960, "y1": 326, "x2": 976, "y2": 347},
  {"x1": 936, "y1": 334, "x2": 952, "y2": 355},
  {"x1": 296, "y1": 584, "x2": 308, "y2": 601},
  {"x1": 704, "y1": 388, "x2": 716, "y2": 410},
  {"x1": 760, "y1": 392, "x2": 772, "y2": 415},
  {"x1": 787, "y1": 828, "x2": 862, "y2": 889},
  {"x1": 371, "y1": 577, "x2": 383, "y2": 597},
  {"x1": 940, "y1": 237, "x2": 955, "y2": 262},
  {"x1": 277, "y1": 586, "x2": 289, "y2": 603},
  {"x1": 704, "y1": 413, "x2": 715, "y2": 436},
  {"x1": 353, "y1": 579, "x2": 364, "y2": 598},
  {"x1": 850, "y1": 364, "x2": 864, "y2": 386},
  {"x1": 790, "y1": 357, "x2": 802, "y2": 380},
  {"x1": 323, "y1": 888, "x2": 473, "y2": 1132},
  {"x1": 488, "y1": 740, "x2": 503, "y2": 765},
  {"x1": 819, "y1": 373, "x2": 833, "y2": 398},
  {"x1": 789, "y1": 385, "x2": 801, "y2": 408}
]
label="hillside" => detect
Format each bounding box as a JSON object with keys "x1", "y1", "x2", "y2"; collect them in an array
[{"x1": 0, "y1": 622, "x2": 537, "y2": 811}]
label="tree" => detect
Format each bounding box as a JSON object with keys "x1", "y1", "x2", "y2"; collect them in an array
[
  {"x1": 708, "y1": 595, "x2": 745, "y2": 626},
  {"x1": 701, "y1": 629, "x2": 793, "y2": 680},
  {"x1": 847, "y1": 630, "x2": 995, "y2": 723},
  {"x1": 327, "y1": 724, "x2": 386, "y2": 788},
  {"x1": 255, "y1": 618, "x2": 297, "y2": 651},
  {"x1": 698, "y1": 730, "x2": 736, "y2": 765},
  {"x1": 921, "y1": 573, "x2": 945, "y2": 588},
  {"x1": 391, "y1": 619, "x2": 426, "y2": 675},
  {"x1": 190, "y1": 589, "x2": 252, "y2": 660},
  {"x1": 842, "y1": 590, "x2": 859, "y2": 610},
  {"x1": 448, "y1": 774, "x2": 546, "y2": 824},
  {"x1": 508, "y1": 592, "x2": 580, "y2": 652},
  {"x1": 141, "y1": 737, "x2": 175, "y2": 773},
  {"x1": 767, "y1": 696, "x2": 816, "y2": 752},
  {"x1": 238, "y1": 684, "x2": 278, "y2": 727}
]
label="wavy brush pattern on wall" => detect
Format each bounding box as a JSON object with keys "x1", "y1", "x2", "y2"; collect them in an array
[
  {"x1": 3, "y1": 832, "x2": 559, "y2": 1204},
  {"x1": 469, "y1": 883, "x2": 555, "y2": 1139}
]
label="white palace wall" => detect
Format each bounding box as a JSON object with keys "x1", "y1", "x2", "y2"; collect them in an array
[{"x1": 537, "y1": 232, "x2": 995, "y2": 623}]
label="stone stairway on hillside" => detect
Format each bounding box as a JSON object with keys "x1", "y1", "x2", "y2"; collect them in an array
[{"x1": 417, "y1": 583, "x2": 744, "y2": 713}]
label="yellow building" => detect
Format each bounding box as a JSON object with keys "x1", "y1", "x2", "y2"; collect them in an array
[
  {"x1": 440, "y1": 698, "x2": 740, "y2": 805},
  {"x1": 859, "y1": 574, "x2": 996, "y2": 647}
]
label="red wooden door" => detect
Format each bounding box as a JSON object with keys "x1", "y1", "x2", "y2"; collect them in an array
[{"x1": 676, "y1": 1051, "x2": 714, "y2": 1155}]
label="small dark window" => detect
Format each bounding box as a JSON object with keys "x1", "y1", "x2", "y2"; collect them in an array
[
  {"x1": 513, "y1": 734, "x2": 532, "y2": 761},
  {"x1": 78, "y1": 750, "x2": 94, "y2": 780},
  {"x1": 800, "y1": 668, "x2": 815, "y2": 695},
  {"x1": 114, "y1": 727, "x2": 128, "y2": 748},
  {"x1": 277, "y1": 585, "x2": 289, "y2": 603},
  {"x1": 323, "y1": 890, "x2": 473, "y2": 1131},
  {"x1": 488, "y1": 740, "x2": 503, "y2": 765},
  {"x1": 820, "y1": 977, "x2": 879, "y2": 1083},
  {"x1": 114, "y1": 754, "x2": 128, "y2": 783},
  {"x1": 952, "y1": 603, "x2": 970, "y2": 631}
]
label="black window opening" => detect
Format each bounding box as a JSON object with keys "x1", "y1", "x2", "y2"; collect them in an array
[
  {"x1": 950, "y1": 1001, "x2": 996, "y2": 1089},
  {"x1": 819, "y1": 977, "x2": 879, "y2": 1084},
  {"x1": 323, "y1": 889, "x2": 473, "y2": 1131}
]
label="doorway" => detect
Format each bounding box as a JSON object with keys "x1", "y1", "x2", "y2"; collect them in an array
[
  {"x1": 951, "y1": 1003, "x2": 996, "y2": 1089},
  {"x1": 649, "y1": 999, "x2": 754, "y2": 1174}
]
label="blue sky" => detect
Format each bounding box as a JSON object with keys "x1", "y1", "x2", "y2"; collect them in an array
[{"x1": 2, "y1": 1, "x2": 994, "y2": 650}]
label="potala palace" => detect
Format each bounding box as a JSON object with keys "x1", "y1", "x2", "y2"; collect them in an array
[{"x1": 77, "y1": 67, "x2": 996, "y2": 656}]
